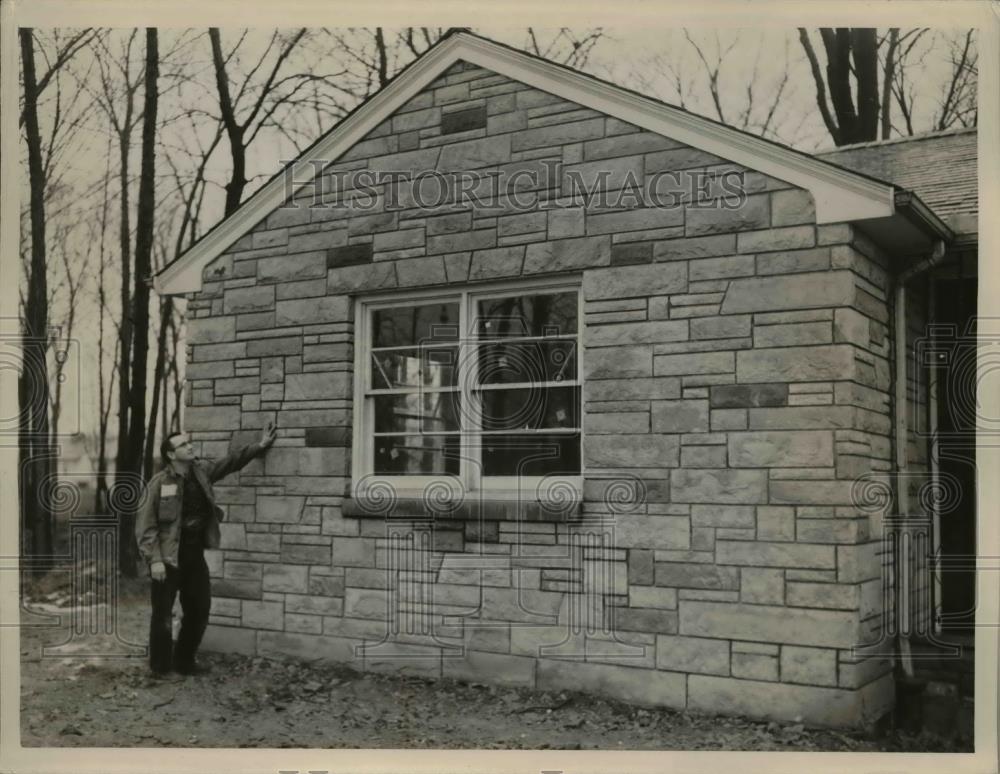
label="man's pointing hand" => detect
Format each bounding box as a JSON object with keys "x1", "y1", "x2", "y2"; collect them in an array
[{"x1": 260, "y1": 420, "x2": 277, "y2": 449}]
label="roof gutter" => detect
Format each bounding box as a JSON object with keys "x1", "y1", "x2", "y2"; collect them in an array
[{"x1": 894, "y1": 189, "x2": 955, "y2": 246}]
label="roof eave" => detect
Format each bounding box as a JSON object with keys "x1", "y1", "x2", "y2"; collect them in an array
[
  {"x1": 893, "y1": 189, "x2": 955, "y2": 245},
  {"x1": 849, "y1": 188, "x2": 957, "y2": 267}
]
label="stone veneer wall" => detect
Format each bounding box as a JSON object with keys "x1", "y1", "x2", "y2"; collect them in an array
[{"x1": 186, "y1": 60, "x2": 897, "y2": 727}]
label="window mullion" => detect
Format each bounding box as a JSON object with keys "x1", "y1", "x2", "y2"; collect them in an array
[
  {"x1": 465, "y1": 287, "x2": 487, "y2": 492},
  {"x1": 361, "y1": 304, "x2": 373, "y2": 478},
  {"x1": 458, "y1": 289, "x2": 471, "y2": 491}
]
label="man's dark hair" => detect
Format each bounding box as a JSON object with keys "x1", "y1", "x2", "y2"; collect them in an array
[{"x1": 161, "y1": 432, "x2": 185, "y2": 462}]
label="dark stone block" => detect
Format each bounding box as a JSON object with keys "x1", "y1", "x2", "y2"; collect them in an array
[
  {"x1": 641, "y1": 478, "x2": 670, "y2": 503},
  {"x1": 441, "y1": 105, "x2": 487, "y2": 135},
  {"x1": 612, "y1": 607, "x2": 678, "y2": 634},
  {"x1": 434, "y1": 528, "x2": 465, "y2": 552},
  {"x1": 710, "y1": 382, "x2": 788, "y2": 409},
  {"x1": 305, "y1": 426, "x2": 352, "y2": 447},
  {"x1": 308, "y1": 574, "x2": 345, "y2": 597},
  {"x1": 654, "y1": 562, "x2": 740, "y2": 590},
  {"x1": 610, "y1": 241, "x2": 653, "y2": 266},
  {"x1": 628, "y1": 549, "x2": 654, "y2": 585},
  {"x1": 465, "y1": 520, "x2": 500, "y2": 543},
  {"x1": 327, "y1": 243, "x2": 373, "y2": 268},
  {"x1": 213, "y1": 579, "x2": 262, "y2": 600},
  {"x1": 247, "y1": 336, "x2": 302, "y2": 357},
  {"x1": 280, "y1": 543, "x2": 332, "y2": 564}
]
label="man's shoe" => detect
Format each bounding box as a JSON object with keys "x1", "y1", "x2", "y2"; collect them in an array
[
  {"x1": 148, "y1": 669, "x2": 183, "y2": 682},
  {"x1": 174, "y1": 661, "x2": 211, "y2": 676}
]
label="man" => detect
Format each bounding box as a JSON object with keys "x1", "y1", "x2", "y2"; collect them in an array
[{"x1": 135, "y1": 421, "x2": 277, "y2": 676}]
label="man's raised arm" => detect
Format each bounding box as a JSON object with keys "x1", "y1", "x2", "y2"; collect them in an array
[{"x1": 204, "y1": 420, "x2": 277, "y2": 483}]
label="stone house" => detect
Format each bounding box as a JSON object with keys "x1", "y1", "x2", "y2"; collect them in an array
[{"x1": 154, "y1": 32, "x2": 978, "y2": 729}]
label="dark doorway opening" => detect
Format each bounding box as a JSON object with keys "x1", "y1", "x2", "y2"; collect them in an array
[{"x1": 932, "y1": 276, "x2": 977, "y2": 633}]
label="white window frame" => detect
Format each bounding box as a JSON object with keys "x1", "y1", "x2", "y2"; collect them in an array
[{"x1": 351, "y1": 276, "x2": 584, "y2": 502}]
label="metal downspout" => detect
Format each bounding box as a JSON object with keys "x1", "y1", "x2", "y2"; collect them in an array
[{"x1": 893, "y1": 239, "x2": 946, "y2": 678}]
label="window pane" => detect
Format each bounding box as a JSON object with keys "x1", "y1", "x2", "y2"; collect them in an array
[
  {"x1": 477, "y1": 292, "x2": 577, "y2": 338},
  {"x1": 374, "y1": 393, "x2": 461, "y2": 433},
  {"x1": 373, "y1": 303, "x2": 459, "y2": 347},
  {"x1": 371, "y1": 346, "x2": 457, "y2": 389},
  {"x1": 373, "y1": 435, "x2": 460, "y2": 475},
  {"x1": 478, "y1": 386, "x2": 580, "y2": 431},
  {"x1": 477, "y1": 340, "x2": 577, "y2": 385},
  {"x1": 481, "y1": 433, "x2": 581, "y2": 476}
]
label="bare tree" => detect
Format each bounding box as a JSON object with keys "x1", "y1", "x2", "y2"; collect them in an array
[
  {"x1": 19, "y1": 28, "x2": 55, "y2": 566},
  {"x1": 209, "y1": 28, "x2": 308, "y2": 215},
  {"x1": 114, "y1": 28, "x2": 160, "y2": 578},
  {"x1": 620, "y1": 31, "x2": 801, "y2": 144},
  {"x1": 683, "y1": 31, "x2": 792, "y2": 138},
  {"x1": 47, "y1": 227, "x2": 89, "y2": 439},
  {"x1": 884, "y1": 29, "x2": 931, "y2": 137},
  {"x1": 142, "y1": 111, "x2": 225, "y2": 478},
  {"x1": 18, "y1": 28, "x2": 97, "y2": 567},
  {"x1": 94, "y1": 134, "x2": 117, "y2": 514},
  {"x1": 88, "y1": 29, "x2": 147, "y2": 572},
  {"x1": 936, "y1": 29, "x2": 977, "y2": 129},
  {"x1": 884, "y1": 29, "x2": 976, "y2": 138},
  {"x1": 798, "y1": 28, "x2": 883, "y2": 146},
  {"x1": 18, "y1": 29, "x2": 95, "y2": 128},
  {"x1": 523, "y1": 27, "x2": 605, "y2": 70}
]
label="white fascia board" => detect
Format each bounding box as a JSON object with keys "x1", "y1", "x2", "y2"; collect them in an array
[
  {"x1": 456, "y1": 36, "x2": 896, "y2": 222},
  {"x1": 156, "y1": 33, "x2": 896, "y2": 296}
]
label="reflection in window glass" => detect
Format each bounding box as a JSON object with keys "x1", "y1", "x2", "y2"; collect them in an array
[
  {"x1": 374, "y1": 392, "x2": 461, "y2": 434},
  {"x1": 373, "y1": 434, "x2": 460, "y2": 476},
  {"x1": 477, "y1": 292, "x2": 577, "y2": 338},
  {"x1": 480, "y1": 434, "x2": 581, "y2": 476},
  {"x1": 477, "y1": 340, "x2": 576, "y2": 385},
  {"x1": 373, "y1": 303, "x2": 459, "y2": 347},
  {"x1": 478, "y1": 386, "x2": 580, "y2": 431},
  {"x1": 371, "y1": 346, "x2": 457, "y2": 389}
]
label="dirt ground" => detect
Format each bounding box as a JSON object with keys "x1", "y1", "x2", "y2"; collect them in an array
[{"x1": 18, "y1": 565, "x2": 966, "y2": 751}]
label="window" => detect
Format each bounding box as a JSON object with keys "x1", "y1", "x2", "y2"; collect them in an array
[{"x1": 353, "y1": 280, "x2": 582, "y2": 498}]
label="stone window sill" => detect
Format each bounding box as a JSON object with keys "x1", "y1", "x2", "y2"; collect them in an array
[{"x1": 341, "y1": 495, "x2": 582, "y2": 522}]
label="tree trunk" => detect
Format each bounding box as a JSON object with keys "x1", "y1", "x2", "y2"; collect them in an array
[
  {"x1": 822, "y1": 29, "x2": 858, "y2": 143},
  {"x1": 224, "y1": 137, "x2": 247, "y2": 216},
  {"x1": 374, "y1": 28, "x2": 390, "y2": 88},
  {"x1": 881, "y1": 30, "x2": 899, "y2": 140},
  {"x1": 119, "y1": 27, "x2": 159, "y2": 577},
  {"x1": 19, "y1": 28, "x2": 55, "y2": 571},
  {"x1": 112, "y1": 114, "x2": 134, "y2": 571},
  {"x1": 143, "y1": 296, "x2": 172, "y2": 479},
  {"x1": 209, "y1": 28, "x2": 248, "y2": 216},
  {"x1": 95, "y1": 135, "x2": 113, "y2": 514},
  {"x1": 851, "y1": 29, "x2": 880, "y2": 143},
  {"x1": 801, "y1": 27, "x2": 885, "y2": 146},
  {"x1": 18, "y1": 362, "x2": 34, "y2": 559}
]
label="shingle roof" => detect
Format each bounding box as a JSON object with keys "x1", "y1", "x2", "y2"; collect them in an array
[{"x1": 818, "y1": 128, "x2": 977, "y2": 227}]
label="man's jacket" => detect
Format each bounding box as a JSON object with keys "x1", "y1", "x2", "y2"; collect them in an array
[{"x1": 135, "y1": 443, "x2": 264, "y2": 567}]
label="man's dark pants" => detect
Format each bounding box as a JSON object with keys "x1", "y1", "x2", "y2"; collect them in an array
[{"x1": 148, "y1": 535, "x2": 211, "y2": 674}]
